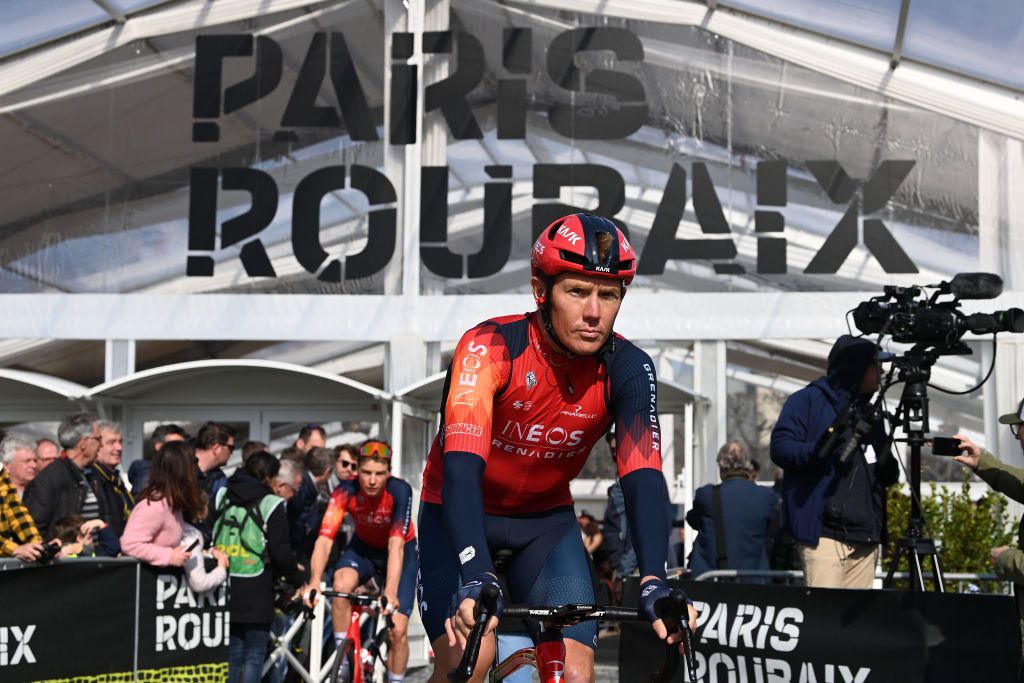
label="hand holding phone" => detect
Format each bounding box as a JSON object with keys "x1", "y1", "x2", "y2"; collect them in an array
[{"x1": 930, "y1": 436, "x2": 966, "y2": 456}]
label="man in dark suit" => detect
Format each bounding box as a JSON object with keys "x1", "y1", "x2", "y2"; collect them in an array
[
  {"x1": 287, "y1": 446, "x2": 334, "y2": 563},
  {"x1": 687, "y1": 440, "x2": 778, "y2": 578}
]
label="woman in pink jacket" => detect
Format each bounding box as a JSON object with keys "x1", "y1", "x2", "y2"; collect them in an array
[{"x1": 121, "y1": 441, "x2": 206, "y2": 567}]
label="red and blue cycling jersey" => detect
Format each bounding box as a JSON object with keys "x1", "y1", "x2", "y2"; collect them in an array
[
  {"x1": 318, "y1": 477, "x2": 415, "y2": 549},
  {"x1": 421, "y1": 312, "x2": 662, "y2": 515}
]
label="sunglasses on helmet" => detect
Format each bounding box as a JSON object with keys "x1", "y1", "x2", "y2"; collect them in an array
[{"x1": 359, "y1": 441, "x2": 392, "y2": 460}]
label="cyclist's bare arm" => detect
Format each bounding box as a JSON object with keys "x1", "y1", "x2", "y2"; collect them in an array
[{"x1": 384, "y1": 535, "x2": 404, "y2": 611}]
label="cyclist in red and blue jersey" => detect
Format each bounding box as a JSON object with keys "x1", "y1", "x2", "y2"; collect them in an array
[
  {"x1": 304, "y1": 440, "x2": 416, "y2": 682},
  {"x1": 417, "y1": 213, "x2": 698, "y2": 683}
]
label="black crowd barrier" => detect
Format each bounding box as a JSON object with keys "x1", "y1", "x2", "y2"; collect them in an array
[
  {"x1": 621, "y1": 577, "x2": 1021, "y2": 683},
  {"x1": 0, "y1": 558, "x2": 228, "y2": 683}
]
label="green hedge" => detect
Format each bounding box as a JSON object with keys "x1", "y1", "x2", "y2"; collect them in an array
[{"x1": 885, "y1": 475, "x2": 1015, "y2": 591}]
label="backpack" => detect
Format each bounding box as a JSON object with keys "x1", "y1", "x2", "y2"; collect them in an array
[{"x1": 213, "y1": 488, "x2": 283, "y2": 578}]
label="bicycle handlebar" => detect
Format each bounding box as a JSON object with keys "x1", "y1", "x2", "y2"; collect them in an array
[
  {"x1": 449, "y1": 587, "x2": 697, "y2": 683},
  {"x1": 319, "y1": 590, "x2": 386, "y2": 608},
  {"x1": 448, "y1": 583, "x2": 500, "y2": 683}
]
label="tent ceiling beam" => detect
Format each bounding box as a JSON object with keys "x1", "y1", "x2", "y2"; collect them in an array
[{"x1": 92, "y1": 0, "x2": 128, "y2": 24}]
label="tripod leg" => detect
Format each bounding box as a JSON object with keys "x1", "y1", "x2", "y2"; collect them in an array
[
  {"x1": 908, "y1": 546, "x2": 926, "y2": 592},
  {"x1": 930, "y1": 552, "x2": 946, "y2": 593},
  {"x1": 883, "y1": 543, "x2": 903, "y2": 589}
]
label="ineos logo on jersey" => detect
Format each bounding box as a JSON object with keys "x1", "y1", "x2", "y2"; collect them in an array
[
  {"x1": 560, "y1": 404, "x2": 598, "y2": 420},
  {"x1": 0, "y1": 626, "x2": 36, "y2": 666},
  {"x1": 453, "y1": 340, "x2": 488, "y2": 406},
  {"x1": 556, "y1": 224, "x2": 582, "y2": 246},
  {"x1": 500, "y1": 420, "x2": 584, "y2": 447}
]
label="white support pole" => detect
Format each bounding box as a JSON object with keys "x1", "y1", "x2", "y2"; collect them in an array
[
  {"x1": 386, "y1": 334, "x2": 427, "y2": 477},
  {"x1": 104, "y1": 339, "x2": 135, "y2": 383},
  {"x1": 659, "y1": 351, "x2": 676, "y2": 500},
  {"x1": 694, "y1": 340, "x2": 727, "y2": 489},
  {"x1": 682, "y1": 402, "x2": 695, "y2": 562}
]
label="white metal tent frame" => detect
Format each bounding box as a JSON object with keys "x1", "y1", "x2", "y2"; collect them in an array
[{"x1": 0, "y1": 0, "x2": 1019, "y2": 500}]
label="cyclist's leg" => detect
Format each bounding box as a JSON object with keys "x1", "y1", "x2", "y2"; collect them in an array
[
  {"x1": 332, "y1": 538, "x2": 376, "y2": 647},
  {"x1": 505, "y1": 509, "x2": 597, "y2": 683},
  {"x1": 417, "y1": 502, "x2": 495, "y2": 683}
]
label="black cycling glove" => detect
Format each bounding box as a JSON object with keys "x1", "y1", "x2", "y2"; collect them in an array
[{"x1": 448, "y1": 573, "x2": 505, "y2": 621}]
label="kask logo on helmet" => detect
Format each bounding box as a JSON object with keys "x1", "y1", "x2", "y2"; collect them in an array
[{"x1": 556, "y1": 224, "x2": 582, "y2": 246}]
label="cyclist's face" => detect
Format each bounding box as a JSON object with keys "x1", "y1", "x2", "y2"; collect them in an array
[
  {"x1": 357, "y1": 458, "x2": 390, "y2": 496},
  {"x1": 538, "y1": 273, "x2": 623, "y2": 355}
]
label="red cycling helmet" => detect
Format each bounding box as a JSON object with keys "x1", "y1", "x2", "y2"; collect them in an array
[{"x1": 531, "y1": 213, "x2": 636, "y2": 288}]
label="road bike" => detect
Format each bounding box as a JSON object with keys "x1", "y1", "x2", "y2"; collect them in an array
[{"x1": 449, "y1": 584, "x2": 698, "y2": 683}]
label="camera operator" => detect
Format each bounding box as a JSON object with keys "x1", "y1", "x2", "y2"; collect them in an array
[
  {"x1": 770, "y1": 335, "x2": 899, "y2": 588},
  {"x1": 954, "y1": 398, "x2": 1024, "y2": 657}
]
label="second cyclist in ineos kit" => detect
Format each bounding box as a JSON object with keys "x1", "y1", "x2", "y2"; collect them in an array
[{"x1": 304, "y1": 440, "x2": 417, "y2": 683}]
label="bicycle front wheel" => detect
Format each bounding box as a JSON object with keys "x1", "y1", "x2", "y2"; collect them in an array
[{"x1": 328, "y1": 639, "x2": 356, "y2": 683}]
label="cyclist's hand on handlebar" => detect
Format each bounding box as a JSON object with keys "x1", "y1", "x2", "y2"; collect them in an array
[
  {"x1": 383, "y1": 590, "x2": 399, "y2": 615},
  {"x1": 444, "y1": 574, "x2": 504, "y2": 649},
  {"x1": 640, "y1": 577, "x2": 697, "y2": 653},
  {"x1": 301, "y1": 583, "x2": 319, "y2": 608}
]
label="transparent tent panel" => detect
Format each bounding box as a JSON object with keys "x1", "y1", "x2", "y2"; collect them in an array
[
  {"x1": 721, "y1": 0, "x2": 902, "y2": 53},
  {"x1": 0, "y1": 0, "x2": 992, "y2": 297},
  {"x1": 0, "y1": 0, "x2": 109, "y2": 59},
  {"x1": 107, "y1": 0, "x2": 175, "y2": 13},
  {"x1": 902, "y1": 0, "x2": 1024, "y2": 91}
]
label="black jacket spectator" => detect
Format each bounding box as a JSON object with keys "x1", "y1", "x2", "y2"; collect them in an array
[
  {"x1": 771, "y1": 336, "x2": 899, "y2": 546},
  {"x1": 24, "y1": 458, "x2": 114, "y2": 539},
  {"x1": 219, "y1": 467, "x2": 304, "y2": 624}
]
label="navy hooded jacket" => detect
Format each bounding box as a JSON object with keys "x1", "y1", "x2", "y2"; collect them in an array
[{"x1": 770, "y1": 336, "x2": 899, "y2": 546}]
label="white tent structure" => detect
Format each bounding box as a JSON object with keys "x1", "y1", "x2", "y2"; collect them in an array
[{"x1": 0, "y1": 0, "x2": 1022, "y2": 517}]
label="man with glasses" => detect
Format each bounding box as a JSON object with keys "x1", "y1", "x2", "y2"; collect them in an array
[
  {"x1": 304, "y1": 440, "x2": 417, "y2": 683},
  {"x1": 194, "y1": 422, "x2": 237, "y2": 531},
  {"x1": 332, "y1": 444, "x2": 360, "y2": 488},
  {"x1": 24, "y1": 413, "x2": 109, "y2": 539},
  {"x1": 955, "y1": 398, "x2": 1024, "y2": 659}
]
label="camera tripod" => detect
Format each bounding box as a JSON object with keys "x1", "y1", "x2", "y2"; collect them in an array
[{"x1": 881, "y1": 352, "x2": 946, "y2": 592}]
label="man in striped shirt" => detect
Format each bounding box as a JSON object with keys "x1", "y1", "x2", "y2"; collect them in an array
[{"x1": 24, "y1": 414, "x2": 107, "y2": 539}]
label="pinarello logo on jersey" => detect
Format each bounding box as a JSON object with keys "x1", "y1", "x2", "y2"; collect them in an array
[{"x1": 560, "y1": 404, "x2": 597, "y2": 420}]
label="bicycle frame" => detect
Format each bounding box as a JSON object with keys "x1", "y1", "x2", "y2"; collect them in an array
[
  {"x1": 323, "y1": 590, "x2": 390, "y2": 683},
  {"x1": 489, "y1": 630, "x2": 565, "y2": 683}
]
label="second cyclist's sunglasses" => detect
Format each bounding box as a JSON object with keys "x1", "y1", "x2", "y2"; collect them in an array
[{"x1": 359, "y1": 441, "x2": 392, "y2": 461}]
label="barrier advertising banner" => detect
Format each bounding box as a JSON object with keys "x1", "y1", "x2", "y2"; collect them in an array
[
  {"x1": 0, "y1": 559, "x2": 228, "y2": 683},
  {"x1": 620, "y1": 578, "x2": 1021, "y2": 682}
]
